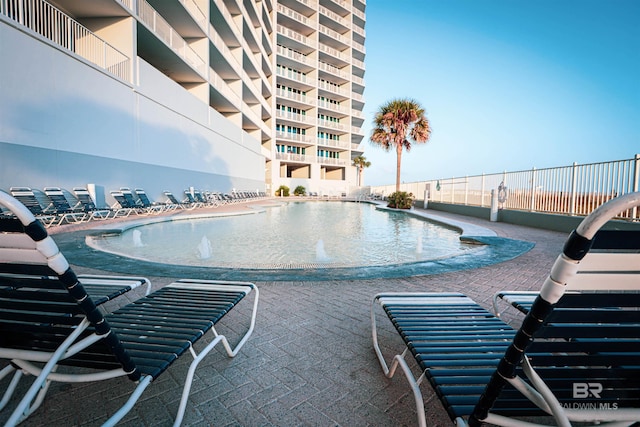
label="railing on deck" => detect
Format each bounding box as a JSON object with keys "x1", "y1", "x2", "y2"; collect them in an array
[
  {"x1": 370, "y1": 155, "x2": 640, "y2": 221},
  {"x1": 1, "y1": 0, "x2": 131, "y2": 82}
]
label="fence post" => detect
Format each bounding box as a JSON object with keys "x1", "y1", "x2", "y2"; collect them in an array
[
  {"x1": 570, "y1": 162, "x2": 577, "y2": 216},
  {"x1": 633, "y1": 154, "x2": 639, "y2": 219},
  {"x1": 530, "y1": 167, "x2": 537, "y2": 212},
  {"x1": 490, "y1": 189, "x2": 499, "y2": 222},
  {"x1": 634, "y1": 154, "x2": 640, "y2": 193},
  {"x1": 464, "y1": 176, "x2": 468, "y2": 205},
  {"x1": 451, "y1": 177, "x2": 455, "y2": 203}
]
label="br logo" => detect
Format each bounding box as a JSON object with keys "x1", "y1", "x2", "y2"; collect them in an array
[{"x1": 573, "y1": 382, "x2": 602, "y2": 399}]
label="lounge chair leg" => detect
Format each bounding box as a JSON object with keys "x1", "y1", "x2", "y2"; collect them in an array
[
  {"x1": 172, "y1": 286, "x2": 259, "y2": 426},
  {"x1": 213, "y1": 286, "x2": 260, "y2": 358},
  {"x1": 0, "y1": 366, "x2": 21, "y2": 411},
  {"x1": 393, "y1": 355, "x2": 428, "y2": 427},
  {"x1": 102, "y1": 376, "x2": 153, "y2": 427},
  {"x1": 371, "y1": 297, "x2": 428, "y2": 427},
  {"x1": 173, "y1": 336, "x2": 225, "y2": 427}
]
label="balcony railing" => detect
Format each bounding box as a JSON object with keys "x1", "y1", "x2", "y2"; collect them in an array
[
  {"x1": 277, "y1": 24, "x2": 316, "y2": 48},
  {"x1": 370, "y1": 155, "x2": 640, "y2": 221},
  {"x1": 319, "y1": 24, "x2": 349, "y2": 46},
  {"x1": 277, "y1": 44, "x2": 312, "y2": 66},
  {"x1": 180, "y1": 0, "x2": 207, "y2": 29},
  {"x1": 318, "y1": 156, "x2": 347, "y2": 166},
  {"x1": 318, "y1": 100, "x2": 347, "y2": 113},
  {"x1": 352, "y1": 40, "x2": 365, "y2": 54},
  {"x1": 317, "y1": 80, "x2": 348, "y2": 96},
  {"x1": 318, "y1": 119, "x2": 345, "y2": 131},
  {"x1": 318, "y1": 5, "x2": 348, "y2": 28},
  {"x1": 277, "y1": 4, "x2": 312, "y2": 28},
  {"x1": 276, "y1": 152, "x2": 312, "y2": 163},
  {"x1": 352, "y1": 75, "x2": 365, "y2": 86},
  {"x1": 352, "y1": 57, "x2": 365, "y2": 70},
  {"x1": 276, "y1": 67, "x2": 308, "y2": 84},
  {"x1": 317, "y1": 138, "x2": 349, "y2": 149},
  {"x1": 318, "y1": 61, "x2": 349, "y2": 79},
  {"x1": 318, "y1": 42, "x2": 348, "y2": 62},
  {"x1": 276, "y1": 130, "x2": 314, "y2": 144},
  {"x1": 1, "y1": 0, "x2": 131, "y2": 82},
  {"x1": 138, "y1": 0, "x2": 206, "y2": 77},
  {"x1": 352, "y1": 6, "x2": 365, "y2": 21},
  {"x1": 276, "y1": 110, "x2": 313, "y2": 124},
  {"x1": 276, "y1": 87, "x2": 311, "y2": 104}
]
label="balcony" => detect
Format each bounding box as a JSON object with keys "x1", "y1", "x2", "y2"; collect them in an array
[
  {"x1": 276, "y1": 110, "x2": 315, "y2": 126},
  {"x1": 318, "y1": 118, "x2": 346, "y2": 132},
  {"x1": 138, "y1": 0, "x2": 207, "y2": 78},
  {"x1": 317, "y1": 156, "x2": 347, "y2": 166},
  {"x1": 276, "y1": 67, "x2": 310, "y2": 86},
  {"x1": 317, "y1": 80, "x2": 348, "y2": 97},
  {"x1": 276, "y1": 152, "x2": 313, "y2": 163},
  {"x1": 276, "y1": 44, "x2": 314, "y2": 69},
  {"x1": 323, "y1": 0, "x2": 349, "y2": 16},
  {"x1": 352, "y1": 40, "x2": 365, "y2": 54},
  {"x1": 318, "y1": 5, "x2": 348, "y2": 32},
  {"x1": 1, "y1": 0, "x2": 131, "y2": 82},
  {"x1": 318, "y1": 99, "x2": 347, "y2": 115},
  {"x1": 277, "y1": 24, "x2": 316, "y2": 53},
  {"x1": 276, "y1": 87, "x2": 313, "y2": 109},
  {"x1": 319, "y1": 24, "x2": 349, "y2": 50},
  {"x1": 318, "y1": 42, "x2": 349, "y2": 66},
  {"x1": 277, "y1": 3, "x2": 315, "y2": 35},
  {"x1": 317, "y1": 138, "x2": 351, "y2": 150},
  {"x1": 276, "y1": 130, "x2": 315, "y2": 145},
  {"x1": 318, "y1": 61, "x2": 349, "y2": 81},
  {"x1": 352, "y1": 24, "x2": 365, "y2": 38},
  {"x1": 352, "y1": 6, "x2": 365, "y2": 21}
]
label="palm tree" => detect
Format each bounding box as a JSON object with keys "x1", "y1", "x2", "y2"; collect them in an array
[
  {"x1": 352, "y1": 155, "x2": 371, "y2": 186},
  {"x1": 370, "y1": 98, "x2": 432, "y2": 192}
]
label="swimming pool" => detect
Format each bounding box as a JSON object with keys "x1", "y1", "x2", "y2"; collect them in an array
[
  {"x1": 89, "y1": 202, "x2": 475, "y2": 269},
  {"x1": 71, "y1": 201, "x2": 534, "y2": 281}
]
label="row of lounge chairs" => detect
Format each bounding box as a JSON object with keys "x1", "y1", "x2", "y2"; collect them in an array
[
  {"x1": 372, "y1": 191, "x2": 640, "y2": 426},
  {"x1": 0, "y1": 189, "x2": 259, "y2": 426},
  {"x1": 0, "y1": 187, "x2": 266, "y2": 227}
]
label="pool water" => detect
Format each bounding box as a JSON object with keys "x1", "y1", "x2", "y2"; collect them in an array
[{"x1": 90, "y1": 202, "x2": 476, "y2": 269}]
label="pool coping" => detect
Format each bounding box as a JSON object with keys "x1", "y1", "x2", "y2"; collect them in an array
[{"x1": 55, "y1": 201, "x2": 535, "y2": 281}]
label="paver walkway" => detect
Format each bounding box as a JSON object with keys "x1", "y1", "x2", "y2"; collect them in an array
[{"x1": 1, "y1": 201, "x2": 569, "y2": 426}]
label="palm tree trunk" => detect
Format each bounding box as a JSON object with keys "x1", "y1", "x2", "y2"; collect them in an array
[{"x1": 395, "y1": 144, "x2": 402, "y2": 193}]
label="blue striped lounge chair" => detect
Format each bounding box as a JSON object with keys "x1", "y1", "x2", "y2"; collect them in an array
[
  {"x1": 492, "y1": 228, "x2": 640, "y2": 318},
  {"x1": 163, "y1": 191, "x2": 195, "y2": 210},
  {"x1": 0, "y1": 190, "x2": 259, "y2": 426},
  {"x1": 132, "y1": 188, "x2": 166, "y2": 214},
  {"x1": 8, "y1": 187, "x2": 58, "y2": 227},
  {"x1": 42, "y1": 186, "x2": 88, "y2": 225},
  {"x1": 371, "y1": 191, "x2": 640, "y2": 426},
  {"x1": 72, "y1": 187, "x2": 113, "y2": 220}
]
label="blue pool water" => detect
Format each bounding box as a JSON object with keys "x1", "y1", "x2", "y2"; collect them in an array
[{"x1": 89, "y1": 202, "x2": 476, "y2": 269}]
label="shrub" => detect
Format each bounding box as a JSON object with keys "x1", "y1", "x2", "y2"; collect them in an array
[
  {"x1": 275, "y1": 185, "x2": 290, "y2": 197},
  {"x1": 293, "y1": 185, "x2": 306, "y2": 196},
  {"x1": 387, "y1": 191, "x2": 414, "y2": 209}
]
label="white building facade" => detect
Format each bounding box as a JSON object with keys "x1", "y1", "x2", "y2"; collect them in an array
[{"x1": 0, "y1": 0, "x2": 365, "y2": 203}]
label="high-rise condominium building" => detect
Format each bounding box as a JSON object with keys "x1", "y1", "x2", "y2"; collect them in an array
[{"x1": 0, "y1": 0, "x2": 365, "y2": 203}]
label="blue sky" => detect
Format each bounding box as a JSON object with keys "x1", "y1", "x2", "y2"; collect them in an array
[{"x1": 361, "y1": 0, "x2": 640, "y2": 186}]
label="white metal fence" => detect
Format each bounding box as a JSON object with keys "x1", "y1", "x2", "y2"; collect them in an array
[
  {"x1": 1, "y1": 0, "x2": 131, "y2": 82},
  {"x1": 370, "y1": 154, "x2": 640, "y2": 221}
]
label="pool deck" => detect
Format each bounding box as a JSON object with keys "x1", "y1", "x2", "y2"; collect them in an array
[{"x1": 1, "y1": 199, "x2": 571, "y2": 426}]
